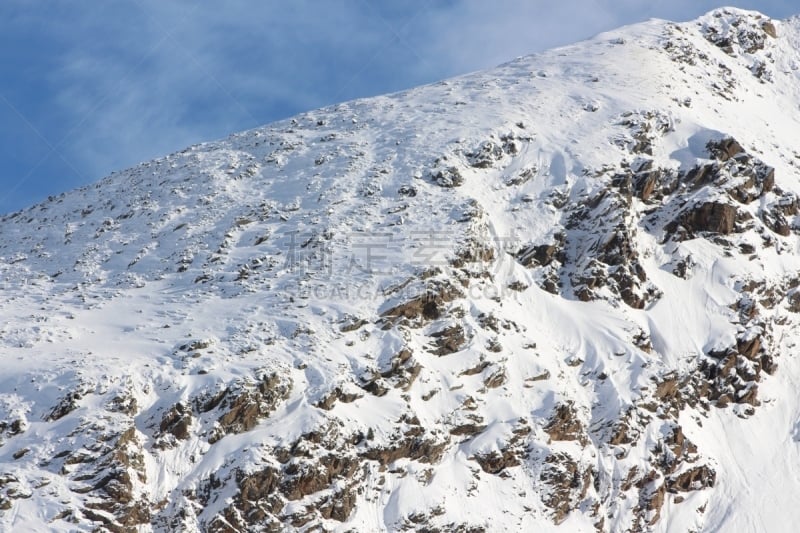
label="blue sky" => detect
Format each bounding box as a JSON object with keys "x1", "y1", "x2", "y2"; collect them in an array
[{"x1": 0, "y1": 1, "x2": 796, "y2": 213}]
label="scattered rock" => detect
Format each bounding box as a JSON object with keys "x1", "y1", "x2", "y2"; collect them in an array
[
  {"x1": 205, "y1": 372, "x2": 292, "y2": 443},
  {"x1": 46, "y1": 383, "x2": 93, "y2": 421},
  {"x1": 432, "y1": 166, "x2": 464, "y2": 188},
  {"x1": 544, "y1": 403, "x2": 588, "y2": 445},
  {"x1": 316, "y1": 387, "x2": 363, "y2": 411},
  {"x1": 467, "y1": 140, "x2": 505, "y2": 168},
  {"x1": 516, "y1": 236, "x2": 565, "y2": 267},
  {"x1": 339, "y1": 317, "x2": 368, "y2": 333},
  {"x1": 540, "y1": 452, "x2": 591, "y2": 525},
  {"x1": 472, "y1": 449, "x2": 521, "y2": 474},
  {"x1": 362, "y1": 431, "x2": 449, "y2": 466},
  {"x1": 381, "y1": 280, "x2": 463, "y2": 326},
  {"x1": 706, "y1": 137, "x2": 743, "y2": 162},
  {"x1": 483, "y1": 367, "x2": 507, "y2": 388},
  {"x1": 12, "y1": 448, "x2": 29, "y2": 460},
  {"x1": 667, "y1": 201, "x2": 738, "y2": 237},
  {"x1": 157, "y1": 402, "x2": 193, "y2": 445},
  {"x1": 428, "y1": 325, "x2": 467, "y2": 356},
  {"x1": 667, "y1": 465, "x2": 716, "y2": 493},
  {"x1": 76, "y1": 427, "x2": 151, "y2": 531},
  {"x1": 762, "y1": 21, "x2": 777, "y2": 39}
]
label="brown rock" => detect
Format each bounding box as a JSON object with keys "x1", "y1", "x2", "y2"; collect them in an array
[
  {"x1": 638, "y1": 173, "x2": 658, "y2": 202},
  {"x1": 362, "y1": 433, "x2": 448, "y2": 466},
  {"x1": 432, "y1": 166, "x2": 464, "y2": 187},
  {"x1": 684, "y1": 163, "x2": 717, "y2": 187},
  {"x1": 643, "y1": 481, "x2": 666, "y2": 526},
  {"x1": 460, "y1": 360, "x2": 491, "y2": 377},
  {"x1": 209, "y1": 467, "x2": 283, "y2": 531},
  {"x1": 483, "y1": 368, "x2": 507, "y2": 388},
  {"x1": 316, "y1": 387, "x2": 363, "y2": 411},
  {"x1": 788, "y1": 290, "x2": 800, "y2": 313},
  {"x1": 339, "y1": 318, "x2": 368, "y2": 332},
  {"x1": 209, "y1": 373, "x2": 292, "y2": 442},
  {"x1": 472, "y1": 449, "x2": 520, "y2": 474},
  {"x1": 707, "y1": 137, "x2": 743, "y2": 162},
  {"x1": 449, "y1": 423, "x2": 487, "y2": 437},
  {"x1": 317, "y1": 485, "x2": 358, "y2": 522},
  {"x1": 380, "y1": 281, "x2": 463, "y2": 325},
  {"x1": 737, "y1": 336, "x2": 761, "y2": 359},
  {"x1": 544, "y1": 403, "x2": 588, "y2": 445},
  {"x1": 46, "y1": 386, "x2": 90, "y2": 421},
  {"x1": 667, "y1": 465, "x2": 716, "y2": 493},
  {"x1": 517, "y1": 243, "x2": 559, "y2": 267},
  {"x1": 540, "y1": 452, "x2": 590, "y2": 524},
  {"x1": 429, "y1": 325, "x2": 467, "y2": 356},
  {"x1": 669, "y1": 202, "x2": 737, "y2": 237},
  {"x1": 75, "y1": 427, "x2": 151, "y2": 530},
  {"x1": 281, "y1": 455, "x2": 359, "y2": 501},
  {"x1": 159, "y1": 403, "x2": 192, "y2": 441},
  {"x1": 762, "y1": 209, "x2": 792, "y2": 236}
]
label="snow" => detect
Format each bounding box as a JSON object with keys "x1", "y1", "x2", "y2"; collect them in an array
[{"x1": 1, "y1": 6, "x2": 800, "y2": 532}]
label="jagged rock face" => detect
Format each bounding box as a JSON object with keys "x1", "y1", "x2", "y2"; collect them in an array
[{"x1": 3, "y1": 7, "x2": 800, "y2": 533}]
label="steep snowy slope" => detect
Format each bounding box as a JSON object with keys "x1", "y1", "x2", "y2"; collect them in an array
[{"x1": 2, "y1": 7, "x2": 800, "y2": 532}]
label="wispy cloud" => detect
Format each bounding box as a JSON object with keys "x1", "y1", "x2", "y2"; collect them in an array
[
  {"x1": 12, "y1": 1, "x2": 445, "y2": 191},
  {"x1": 0, "y1": 1, "x2": 797, "y2": 211}
]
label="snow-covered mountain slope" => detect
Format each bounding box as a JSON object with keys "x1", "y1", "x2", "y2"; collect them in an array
[{"x1": 2, "y1": 7, "x2": 800, "y2": 532}]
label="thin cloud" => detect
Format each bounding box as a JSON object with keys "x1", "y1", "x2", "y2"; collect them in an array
[
  {"x1": 34, "y1": 1, "x2": 437, "y2": 184},
  {"x1": 0, "y1": 1, "x2": 798, "y2": 212}
]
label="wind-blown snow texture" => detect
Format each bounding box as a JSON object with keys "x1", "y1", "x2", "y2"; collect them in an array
[{"x1": 2, "y1": 7, "x2": 800, "y2": 532}]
